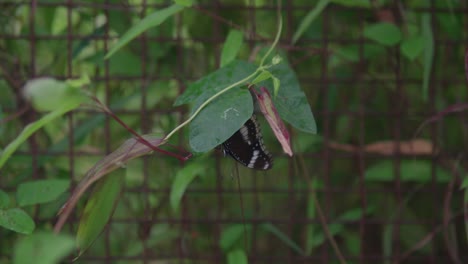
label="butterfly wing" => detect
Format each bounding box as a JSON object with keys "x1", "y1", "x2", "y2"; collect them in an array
[{"x1": 222, "y1": 115, "x2": 273, "y2": 170}]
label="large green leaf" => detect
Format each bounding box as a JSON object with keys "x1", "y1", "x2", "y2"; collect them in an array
[
  {"x1": 17, "y1": 179, "x2": 70, "y2": 207},
  {"x1": 14, "y1": 232, "x2": 75, "y2": 264},
  {"x1": 174, "y1": 60, "x2": 257, "y2": 106},
  {"x1": 257, "y1": 60, "x2": 317, "y2": 134},
  {"x1": 189, "y1": 87, "x2": 253, "y2": 152},
  {"x1": 180, "y1": 61, "x2": 258, "y2": 152}
]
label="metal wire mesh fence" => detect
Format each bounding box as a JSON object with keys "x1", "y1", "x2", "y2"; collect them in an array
[{"x1": 1, "y1": 0, "x2": 467, "y2": 263}]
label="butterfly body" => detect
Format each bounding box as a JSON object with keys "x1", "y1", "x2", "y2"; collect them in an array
[{"x1": 222, "y1": 115, "x2": 273, "y2": 170}]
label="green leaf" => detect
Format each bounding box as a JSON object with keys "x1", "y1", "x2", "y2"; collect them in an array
[
  {"x1": 173, "y1": 0, "x2": 193, "y2": 7},
  {"x1": 170, "y1": 162, "x2": 205, "y2": 211},
  {"x1": 338, "y1": 207, "x2": 373, "y2": 221},
  {"x1": 105, "y1": 4, "x2": 185, "y2": 59},
  {"x1": 227, "y1": 249, "x2": 248, "y2": 264},
  {"x1": 260, "y1": 223, "x2": 305, "y2": 255},
  {"x1": 174, "y1": 60, "x2": 257, "y2": 106},
  {"x1": 461, "y1": 176, "x2": 468, "y2": 189},
  {"x1": 189, "y1": 86, "x2": 253, "y2": 152},
  {"x1": 305, "y1": 190, "x2": 316, "y2": 255},
  {"x1": 22, "y1": 77, "x2": 87, "y2": 112},
  {"x1": 0, "y1": 189, "x2": 9, "y2": 209},
  {"x1": 307, "y1": 223, "x2": 343, "y2": 248},
  {"x1": 13, "y1": 231, "x2": 75, "y2": 264},
  {"x1": 292, "y1": 0, "x2": 330, "y2": 44},
  {"x1": 220, "y1": 224, "x2": 250, "y2": 251},
  {"x1": 257, "y1": 60, "x2": 317, "y2": 133},
  {"x1": 421, "y1": 14, "x2": 434, "y2": 101},
  {"x1": 76, "y1": 172, "x2": 124, "y2": 252},
  {"x1": 0, "y1": 99, "x2": 83, "y2": 170},
  {"x1": 221, "y1": 30, "x2": 244, "y2": 67},
  {"x1": 364, "y1": 23, "x2": 402, "y2": 46},
  {"x1": 401, "y1": 35, "x2": 425, "y2": 61},
  {"x1": 0, "y1": 208, "x2": 35, "y2": 234},
  {"x1": 250, "y1": 70, "x2": 273, "y2": 85},
  {"x1": 330, "y1": 0, "x2": 372, "y2": 7},
  {"x1": 17, "y1": 179, "x2": 70, "y2": 207},
  {"x1": 176, "y1": 60, "x2": 258, "y2": 152},
  {"x1": 365, "y1": 160, "x2": 451, "y2": 182},
  {"x1": 51, "y1": 7, "x2": 80, "y2": 35}
]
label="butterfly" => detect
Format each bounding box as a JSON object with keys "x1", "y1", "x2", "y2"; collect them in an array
[{"x1": 222, "y1": 115, "x2": 273, "y2": 170}]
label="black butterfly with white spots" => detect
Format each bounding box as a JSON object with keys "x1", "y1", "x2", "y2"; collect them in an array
[{"x1": 222, "y1": 114, "x2": 273, "y2": 170}]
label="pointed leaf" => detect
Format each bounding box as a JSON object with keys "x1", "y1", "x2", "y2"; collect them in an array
[
  {"x1": 364, "y1": 23, "x2": 402, "y2": 46},
  {"x1": 0, "y1": 106, "x2": 79, "y2": 170},
  {"x1": 401, "y1": 35, "x2": 424, "y2": 61},
  {"x1": 421, "y1": 14, "x2": 434, "y2": 101},
  {"x1": 257, "y1": 60, "x2": 317, "y2": 133},
  {"x1": 227, "y1": 249, "x2": 248, "y2": 264},
  {"x1": 170, "y1": 162, "x2": 205, "y2": 211},
  {"x1": 221, "y1": 30, "x2": 244, "y2": 67},
  {"x1": 76, "y1": 172, "x2": 124, "y2": 252},
  {"x1": 292, "y1": 0, "x2": 330, "y2": 44},
  {"x1": 250, "y1": 70, "x2": 273, "y2": 85},
  {"x1": 260, "y1": 223, "x2": 305, "y2": 255},
  {"x1": 105, "y1": 4, "x2": 185, "y2": 59},
  {"x1": 220, "y1": 224, "x2": 251, "y2": 251}
]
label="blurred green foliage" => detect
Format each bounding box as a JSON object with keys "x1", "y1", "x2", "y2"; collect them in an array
[{"x1": 0, "y1": 0, "x2": 467, "y2": 263}]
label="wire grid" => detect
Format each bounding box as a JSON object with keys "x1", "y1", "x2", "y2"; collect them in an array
[{"x1": 1, "y1": 0, "x2": 467, "y2": 263}]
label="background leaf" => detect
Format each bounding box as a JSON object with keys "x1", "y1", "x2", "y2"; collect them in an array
[
  {"x1": 401, "y1": 35, "x2": 425, "y2": 61},
  {"x1": 421, "y1": 14, "x2": 434, "y2": 101},
  {"x1": 17, "y1": 179, "x2": 69, "y2": 207},
  {"x1": 105, "y1": 4, "x2": 185, "y2": 59},
  {"x1": 221, "y1": 29, "x2": 244, "y2": 67},
  {"x1": 0, "y1": 189, "x2": 9, "y2": 209},
  {"x1": 364, "y1": 23, "x2": 402, "y2": 46},
  {"x1": 220, "y1": 224, "x2": 251, "y2": 251},
  {"x1": 13, "y1": 231, "x2": 75, "y2": 264},
  {"x1": 0, "y1": 208, "x2": 35, "y2": 234},
  {"x1": 260, "y1": 223, "x2": 305, "y2": 255},
  {"x1": 292, "y1": 0, "x2": 330, "y2": 44},
  {"x1": 365, "y1": 160, "x2": 451, "y2": 182},
  {"x1": 170, "y1": 162, "x2": 205, "y2": 211},
  {"x1": 227, "y1": 249, "x2": 248, "y2": 264}
]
